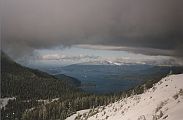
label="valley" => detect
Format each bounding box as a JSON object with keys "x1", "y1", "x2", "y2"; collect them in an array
[
  {"x1": 51, "y1": 64, "x2": 183, "y2": 94},
  {"x1": 1, "y1": 51, "x2": 183, "y2": 120}
]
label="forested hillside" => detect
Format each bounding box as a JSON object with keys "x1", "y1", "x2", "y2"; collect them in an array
[
  {"x1": 1, "y1": 51, "x2": 81, "y2": 99},
  {"x1": 1, "y1": 51, "x2": 182, "y2": 120},
  {"x1": 1, "y1": 51, "x2": 87, "y2": 120},
  {"x1": 0, "y1": 51, "x2": 122, "y2": 120}
]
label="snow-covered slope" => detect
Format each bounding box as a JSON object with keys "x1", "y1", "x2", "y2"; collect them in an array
[
  {"x1": 66, "y1": 74, "x2": 183, "y2": 120},
  {"x1": 0, "y1": 97, "x2": 16, "y2": 109}
]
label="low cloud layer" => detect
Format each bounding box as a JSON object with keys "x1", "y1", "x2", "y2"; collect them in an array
[{"x1": 1, "y1": 0, "x2": 183, "y2": 60}]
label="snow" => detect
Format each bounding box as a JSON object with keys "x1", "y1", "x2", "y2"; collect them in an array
[
  {"x1": 65, "y1": 109, "x2": 90, "y2": 120},
  {"x1": 37, "y1": 98, "x2": 60, "y2": 104},
  {"x1": 0, "y1": 97, "x2": 16, "y2": 109},
  {"x1": 66, "y1": 74, "x2": 183, "y2": 120}
]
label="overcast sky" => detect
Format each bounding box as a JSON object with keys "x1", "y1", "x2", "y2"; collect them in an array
[{"x1": 1, "y1": 0, "x2": 183, "y2": 64}]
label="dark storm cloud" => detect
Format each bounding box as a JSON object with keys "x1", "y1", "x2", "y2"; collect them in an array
[{"x1": 1, "y1": 0, "x2": 183, "y2": 59}]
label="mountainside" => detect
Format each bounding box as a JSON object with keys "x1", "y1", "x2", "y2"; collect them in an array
[
  {"x1": 0, "y1": 51, "x2": 124, "y2": 120},
  {"x1": 0, "y1": 51, "x2": 85, "y2": 120},
  {"x1": 66, "y1": 74, "x2": 183, "y2": 120},
  {"x1": 1, "y1": 51, "x2": 81, "y2": 99},
  {"x1": 1, "y1": 51, "x2": 183, "y2": 120},
  {"x1": 54, "y1": 74, "x2": 81, "y2": 87}
]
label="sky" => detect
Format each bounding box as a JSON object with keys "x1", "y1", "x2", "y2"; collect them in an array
[{"x1": 1, "y1": 0, "x2": 183, "y2": 65}]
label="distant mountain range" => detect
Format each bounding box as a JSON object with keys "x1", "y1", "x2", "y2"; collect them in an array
[
  {"x1": 77, "y1": 59, "x2": 182, "y2": 66},
  {"x1": 76, "y1": 60, "x2": 124, "y2": 66},
  {"x1": 57, "y1": 58, "x2": 150, "y2": 66}
]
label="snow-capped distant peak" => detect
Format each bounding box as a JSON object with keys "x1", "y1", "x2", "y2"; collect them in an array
[
  {"x1": 76, "y1": 60, "x2": 122, "y2": 66},
  {"x1": 113, "y1": 62, "x2": 122, "y2": 66},
  {"x1": 105, "y1": 60, "x2": 122, "y2": 66},
  {"x1": 106, "y1": 60, "x2": 113, "y2": 64}
]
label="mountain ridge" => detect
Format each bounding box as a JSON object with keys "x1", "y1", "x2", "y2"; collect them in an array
[
  {"x1": 1, "y1": 51, "x2": 81, "y2": 99},
  {"x1": 66, "y1": 74, "x2": 183, "y2": 120}
]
